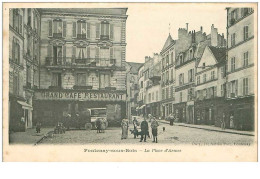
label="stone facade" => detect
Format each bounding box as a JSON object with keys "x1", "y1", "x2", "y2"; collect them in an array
[
  {"x1": 225, "y1": 8, "x2": 255, "y2": 130},
  {"x1": 9, "y1": 8, "x2": 40, "y2": 132}
]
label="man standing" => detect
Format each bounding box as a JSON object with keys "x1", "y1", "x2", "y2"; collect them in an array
[{"x1": 140, "y1": 118, "x2": 149, "y2": 142}]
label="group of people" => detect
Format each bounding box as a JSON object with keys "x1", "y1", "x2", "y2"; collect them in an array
[
  {"x1": 95, "y1": 118, "x2": 107, "y2": 133},
  {"x1": 220, "y1": 113, "x2": 235, "y2": 130},
  {"x1": 121, "y1": 114, "x2": 160, "y2": 143}
]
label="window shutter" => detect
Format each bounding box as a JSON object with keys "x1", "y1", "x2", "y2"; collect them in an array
[
  {"x1": 72, "y1": 46, "x2": 76, "y2": 58},
  {"x1": 235, "y1": 80, "x2": 238, "y2": 96},
  {"x1": 87, "y1": 47, "x2": 90, "y2": 58},
  {"x1": 241, "y1": 8, "x2": 244, "y2": 17},
  {"x1": 110, "y1": 24, "x2": 114, "y2": 40},
  {"x1": 87, "y1": 22, "x2": 90, "y2": 38},
  {"x1": 63, "y1": 21, "x2": 67, "y2": 37},
  {"x1": 227, "y1": 82, "x2": 230, "y2": 98},
  {"x1": 83, "y1": 22, "x2": 87, "y2": 35},
  {"x1": 248, "y1": 77, "x2": 252, "y2": 95},
  {"x1": 12, "y1": 38, "x2": 15, "y2": 60},
  {"x1": 73, "y1": 22, "x2": 76, "y2": 38},
  {"x1": 214, "y1": 86, "x2": 217, "y2": 97},
  {"x1": 63, "y1": 46, "x2": 66, "y2": 65},
  {"x1": 96, "y1": 23, "x2": 100, "y2": 38},
  {"x1": 48, "y1": 20, "x2": 52, "y2": 37},
  {"x1": 47, "y1": 44, "x2": 52, "y2": 58},
  {"x1": 95, "y1": 47, "x2": 99, "y2": 58},
  {"x1": 110, "y1": 47, "x2": 114, "y2": 59}
]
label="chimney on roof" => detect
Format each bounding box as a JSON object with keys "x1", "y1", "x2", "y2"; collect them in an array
[
  {"x1": 186, "y1": 23, "x2": 189, "y2": 32},
  {"x1": 200, "y1": 26, "x2": 203, "y2": 33}
]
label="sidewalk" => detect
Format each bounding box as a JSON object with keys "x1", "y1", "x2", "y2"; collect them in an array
[
  {"x1": 158, "y1": 120, "x2": 255, "y2": 136},
  {"x1": 9, "y1": 127, "x2": 54, "y2": 145}
]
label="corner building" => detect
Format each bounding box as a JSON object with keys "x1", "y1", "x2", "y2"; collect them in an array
[
  {"x1": 34, "y1": 8, "x2": 128, "y2": 126},
  {"x1": 226, "y1": 8, "x2": 255, "y2": 130}
]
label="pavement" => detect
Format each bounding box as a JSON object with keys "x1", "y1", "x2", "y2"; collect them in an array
[
  {"x1": 9, "y1": 127, "x2": 54, "y2": 145},
  {"x1": 158, "y1": 120, "x2": 255, "y2": 136}
]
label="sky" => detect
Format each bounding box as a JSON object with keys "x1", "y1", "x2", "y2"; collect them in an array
[{"x1": 125, "y1": 3, "x2": 228, "y2": 63}]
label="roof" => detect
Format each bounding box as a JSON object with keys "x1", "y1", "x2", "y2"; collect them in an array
[
  {"x1": 37, "y1": 8, "x2": 128, "y2": 16},
  {"x1": 126, "y1": 62, "x2": 144, "y2": 74},
  {"x1": 161, "y1": 34, "x2": 174, "y2": 52},
  {"x1": 208, "y1": 46, "x2": 226, "y2": 63},
  {"x1": 195, "y1": 39, "x2": 211, "y2": 66}
]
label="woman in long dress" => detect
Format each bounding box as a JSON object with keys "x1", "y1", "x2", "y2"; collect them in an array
[{"x1": 121, "y1": 118, "x2": 129, "y2": 139}]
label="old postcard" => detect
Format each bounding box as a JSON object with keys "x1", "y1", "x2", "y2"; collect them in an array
[{"x1": 2, "y1": 2, "x2": 258, "y2": 162}]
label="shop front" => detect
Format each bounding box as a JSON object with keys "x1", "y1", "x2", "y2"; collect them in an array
[
  {"x1": 9, "y1": 95, "x2": 33, "y2": 132},
  {"x1": 173, "y1": 102, "x2": 186, "y2": 123},
  {"x1": 33, "y1": 89, "x2": 126, "y2": 127}
]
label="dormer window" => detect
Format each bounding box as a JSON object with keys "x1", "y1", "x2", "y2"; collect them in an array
[
  {"x1": 179, "y1": 54, "x2": 183, "y2": 64},
  {"x1": 202, "y1": 63, "x2": 205, "y2": 69}
]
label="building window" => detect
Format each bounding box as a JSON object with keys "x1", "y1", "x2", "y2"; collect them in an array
[
  {"x1": 180, "y1": 92, "x2": 182, "y2": 102},
  {"x1": 166, "y1": 54, "x2": 169, "y2": 65},
  {"x1": 189, "y1": 49, "x2": 193, "y2": 59},
  {"x1": 221, "y1": 84, "x2": 224, "y2": 97},
  {"x1": 230, "y1": 9, "x2": 238, "y2": 25},
  {"x1": 162, "y1": 89, "x2": 165, "y2": 100},
  {"x1": 171, "y1": 52, "x2": 174, "y2": 64},
  {"x1": 230, "y1": 80, "x2": 238, "y2": 97},
  {"x1": 197, "y1": 76, "x2": 200, "y2": 85},
  {"x1": 221, "y1": 66, "x2": 224, "y2": 78},
  {"x1": 211, "y1": 71, "x2": 215, "y2": 80},
  {"x1": 152, "y1": 92, "x2": 154, "y2": 101},
  {"x1": 52, "y1": 73, "x2": 62, "y2": 87},
  {"x1": 77, "y1": 47, "x2": 86, "y2": 59},
  {"x1": 148, "y1": 93, "x2": 151, "y2": 103},
  {"x1": 77, "y1": 20, "x2": 86, "y2": 39},
  {"x1": 53, "y1": 19, "x2": 63, "y2": 38},
  {"x1": 100, "y1": 73, "x2": 110, "y2": 89},
  {"x1": 101, "y1": 21, "x2": 110, "y2": 40},
  {"x1": 12, "y1": 38, "x2": 20, "y2": 64},
  {"x1": 243, "y1": 26, "x2": 249, "y2": 41},
  {"x1": 76, "y1": 73, "x2": 86, "y2": 86},
  {"x1": 203, "y1": 74, "x2": 207, "y2": 83},
  {"x1": 156, "y1": 91, "x2": 158, "y2": 101},
  {"x1": 231, "y1": 57, "x2": 236, "y2": 72},
  {"x1": 202, "y1": 63, "x2": 205, "y2": 69},
  {"x1": 243, "y1": 78, "x2": 249, "y2": 96},
  {"x1": 179, "y1": 54, "x2": 183, "y2": 64},
  {"x1": 243, "y1": 51, "x2": 249, "y2": 67},
  {"x1": 170, "y1": 86, "x2": 174, "y2": 99},
  {"x1": 26, "y1": 66, "x2": 31, "y2": 88},
  {"x1": 179, "y1": 73, "x2": 184, "y2": 85},
  {"x1": 231, "y1": 33, "x2": 236, "y2": 47},
  {"x1": 166, "y1": 87, "x2": 169, "y2": 99},
  {"x1": 188, "y1": 69, "x2": 194, "y2": 82},
  {"x1": 13, "y1": 74, "x2": 19, "y2": 95},
  {"x1": 27, "y1": 9, "x2": 31, "y2": 26},
  {"x1": 13, "y1": 9, "x2": 23, "y2": 34}
]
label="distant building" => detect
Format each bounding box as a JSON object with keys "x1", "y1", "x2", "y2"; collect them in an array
[
  {"x1": 33, "y1": 8, "x2": 128, "y2": 126},
  {"x1": 195, "y1": 46, "x2": 226, "y2": 126},
  {"x1": 226, "y1": 8, "x2": 255, "y2": 130},
  {"x1": 175, "y1": 24, "x2": 226, "y2": 124},
  {"x1": 137, "y1": 65, "x2": 145, "y2": 116},
  {"x1": 126, "y1": 62, "x2": 143, "y2": 120},
  {"x1": 144, "y1": 54, "x2": 162, "y2": 118},
  {"x1": 9, "y1": 8, "x2": 40, "y2": 131}
]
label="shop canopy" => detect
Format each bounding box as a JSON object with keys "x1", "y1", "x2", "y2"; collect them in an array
[
  {"x1": 139, "y1": 105, "x2": 145, "y2": 109},
  {"x1": 17, "y1": 101, "x2": 33, "y2": 110}
]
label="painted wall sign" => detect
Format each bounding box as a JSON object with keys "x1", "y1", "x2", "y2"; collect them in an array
[{"x1": 34, "y1": 91, "x2": 126, "y2": 101}]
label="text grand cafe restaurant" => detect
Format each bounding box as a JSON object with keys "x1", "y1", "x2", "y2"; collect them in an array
[{"x1": 33, "y1": 89, "x2": 127, "y2": 127}]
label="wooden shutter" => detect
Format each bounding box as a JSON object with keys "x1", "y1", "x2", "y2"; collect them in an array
[
  {"x1": 87, "y1": 47, "x2": 90, "y2": 58},
  {"x1": 87, "y1": 22, "x2": 90, "y2": 38},
  {"x1": 110, "y1": 24, "x2": 114, "y2": 40},
  {"x1": 72, "y1": 46, "x2": 76, "y2": 58},
  {"x1": 73, "y1": 22, "x2": 76, "y2": 38},
  {"x1": 235, "y1": 80, "x2": 238, "y2": 96},
  {"x1": 63, "y1": 46, "x2": 66, "y2": 64},
  {"x1": 95, "y1": 47, "x2": 99, "y2": 58},
  {"x1": 227, "y1": 82, "x2": 230, "y2": 98},
  {"x1": 96, "y1": 23, "x2": 100, "y2": 38},
  {"x1": 63, "y1": 21, "x2": 67, "y2": 37},
  {"x1": 47, "y1": 44, "x2": 52, "y2": 58},
  {"x1": 48, "y1": 20, "x2": 52, "y2": 37}
]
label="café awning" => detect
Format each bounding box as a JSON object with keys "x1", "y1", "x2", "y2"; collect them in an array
[{"x1": 17, "y1": 101, "x2": 33, "y2": 110}]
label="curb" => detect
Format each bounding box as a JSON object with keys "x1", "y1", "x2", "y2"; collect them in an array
[{"x1": 158, "y1": 121, "x2": 254, "y2": 137}]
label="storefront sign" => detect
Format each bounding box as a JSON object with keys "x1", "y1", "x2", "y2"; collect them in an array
[{"x1": 34, "y1": 91, "x2": 126, "y2": 101}]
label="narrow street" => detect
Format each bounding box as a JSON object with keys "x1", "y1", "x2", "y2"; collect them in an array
[{"x1": 40, "y1": 122, "x2": 254, "y2": 145}]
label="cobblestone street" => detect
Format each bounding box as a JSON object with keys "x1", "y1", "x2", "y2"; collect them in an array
[{"x1": 40, "y1": 122, "x2": 254, "y2": 145}]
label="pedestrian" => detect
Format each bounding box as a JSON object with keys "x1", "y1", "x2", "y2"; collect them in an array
[
  {"x1": 36, "y1": 121, "x2": 41, "y2": 133},
  {"x1": 121, "y1": 118, "x2": 129, "y2": 139},
  {"x1": 151, "y1": 117, "x2": 159, "y2": 143},
  {"x1": 140, "y1": 118, "x2": 149, "y2": 142},
  {"x1": 100, "y1": 118, "x2": 106, "y2": 133},
  {"x1": 95, "y1": 118, "x2": 102, "y2": 133},
  {"x1": 169, "y1": 113, "x2": 174, "y2": 126},
  {"x1": 75, "y1": 113, "x2": 80, "y2": 129},
  {"x1": 148, "y1": 114, "x2": 153, "y2": 122},
  {"x1": 221, "y1": 113, "x2": 226, "y2": 130},
  {"x1": 230, "y1": 114, "x2": 234, "y2": 129}
]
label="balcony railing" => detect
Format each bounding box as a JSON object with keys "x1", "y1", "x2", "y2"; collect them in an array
[
  {"x1": 77, "y1": 34, "x2": 86, "y2": 39},
  {"x1": 45, "y1": 57, "x2": 116, "y2": 68},
  {"x1": 53, "y1": 33, "x2": 62, "y2": 38},
  {"x1": 100, "y1": 35, "x2": 109, "y2": 40}
]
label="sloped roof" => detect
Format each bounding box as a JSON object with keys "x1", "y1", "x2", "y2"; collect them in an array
[
  {"x1": 195, "y1": 39, "x2": 211, "y2": 66},
  {"x1": 126, "y1": 62, "x2": 144, "y2": 74},
  {"x1": 208, "y1": 46, "x2": 226, "y2": 63},
  {"x1": 161, "y1": 34, "x2": 174, "y2": 52}
]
